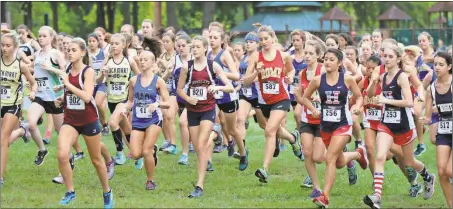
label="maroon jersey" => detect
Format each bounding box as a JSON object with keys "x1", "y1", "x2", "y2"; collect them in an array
[{"x1": 184, "y1": 60, "x2": 216, "y2": 112}]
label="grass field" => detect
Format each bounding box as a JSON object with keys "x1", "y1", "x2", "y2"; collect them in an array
[{"x1": 0, "y1": 111, "x2": 449, "y2": 208}]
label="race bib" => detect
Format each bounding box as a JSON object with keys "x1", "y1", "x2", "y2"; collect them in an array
[
  {"x1": 366, "y1": 108, "x2": 382, "y2": 121},
  {"x1": 438, "y1": 103, "x2": 452, "y2": 113},
  {"x1": 263, "y1": 82, "x2": 279, "y2": 94},
  {"x1": 323, "y1": 108, "x2": 341, "y2": 122},
  {"x1": 242, "y1": 87, "x2": 252, "y2": 97},
  {"x1": 190, "y1": 87, "x2": 207, "y2": 101},
  {"x1": 110, "y1": 82, "x2": 126, "y2": 95},
  {"x1": 289, "y1": 84, "x2": 297, "y2": 94},
  {"x1": 438, "y1": 119, "x2": 452, "y2": 134},
  {"x1": 383, "y1": 109, "x2": 401, "y2": 123},
  {"x1": 307, "y1": 102, "x2": 321, "y2": 115},
  {"x1": 36, "y1": 77, "x2": 51, "y2": 91},
  {"x1": 66, "y1": 94, "x2": 85, "y2": 110},
  {"x1": 1, "y1": 86, "x2": 11, "y2": 99},
  {"x1": 135, "y1": 104, "x2": 152, "y2": 119},
  {"x1": 214, "y1": 90, "x2": 224, "y2": 99},
  {"x1": 166, "y1": 79, "x2": 172, "y2": 90}
]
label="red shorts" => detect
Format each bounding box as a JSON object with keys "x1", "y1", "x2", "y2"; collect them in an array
[
  {"x1": 377, "y1": 124, "x2": 417, "y2": 146},
  {"x1": 320, "y1": 125, "x2": 352, "y2": 147},
  {"x1": 363, "y1": 118, "x2": 380, "y2": 131}
]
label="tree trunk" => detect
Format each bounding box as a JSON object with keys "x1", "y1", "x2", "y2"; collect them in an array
[
  {"x1": 154, "y1": 2, "x2": 162, "y2": 29},
  {"x1": 106, "y1": 2, "x2": 116, "y2": 32},
  {"x1": 50, "y1": 2, "x2": 59, "y2": 32},
  {"x1": 166, "y1": 2, "x2": 178, "y2": 28},
  {"x1": 202, "y1": 2, "x2": 216, "y2": 29},
  {"x1": 121, "y1": 2, "x2": 130, "y2": 25},
  {"x1": 243, "y1": 3, "x2": 250, "y2": 20},
  {"x1": 23, "y1": 2, "x2": 32, "y2": 29},
  {"x1": 97, "y1": 2, "x2": 106, "y2": 28},
  {"x1": 132, "y1": 2, "x2": 138, "y2": 31},
  {"x1": 1, "y1": 1, "x2": 6, "y2": 23}
]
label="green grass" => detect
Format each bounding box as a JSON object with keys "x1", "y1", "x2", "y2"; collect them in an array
[{"x1": 1, "y1": 112, "x2": 448, "y2": 208}]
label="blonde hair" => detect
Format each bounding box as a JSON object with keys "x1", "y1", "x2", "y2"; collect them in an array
[
  {"x1": 257, "y1": 25, "x2": 276, "y2": 39},
  {"x1": 39, "y1": 26, "x2": 57, "y2": 49},
  {"x1": 2, "y1": 31, "x2": 20, "y2": 47},
  {"x1": 109, "y1": 33, "x2": 128, "y2": 58},
  {"x1": 404, "y1": 45, "x2": 422, "y2": 58},
  {"x1": 142, "y1": 19, "x2": 154, "y2": 28},
  {"x1": 192, "y1": 35, "x2": 209, "y2": 48}
]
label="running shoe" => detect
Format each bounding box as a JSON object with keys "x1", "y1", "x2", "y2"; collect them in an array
[
  {"x1": 163, "y1": 144, "x2": 177, "y2": 155},
  {"x1": 423, "y1": 174, "x2": 436, "y2": 200},
  {"x1": 355, "y1": 140, "x2": 362, "y2": 149},
  {"x1": 227, "y1": 141, "x2": 235, "y2": 157},
  {"x1": 189, "y1": 143, "x2": 195, "y2": 153},
  {"x1": 159, "y1": 140, "x2": 170, "y2": 151},
  {"x1": 52, "y1": 174, "x2": 64, "y2": 184},
  {"x1": 348, "y1": 162, "x2": 358, "y2": 185},
  {"x1": 207, "y1": 161, "x2": 214, "y2": 172},
  {"x1": 188, "y1": 186, "x2": 203, "y2": 198},
  {"x1": 213, "y1": 145, "x2": 223, "y2": 153},
  {"x1": 301, "y1": 176, "x2": 313, "y2": 188},
  {"x1": 232, "y1": 152, "x2": 241, "y2": 159},
  {"x1": 135, "y1": 157, "x2": 144, "y2": 170},
  {"x1": 153, "y1": 145, "x2": 158, "y2": 167},
  {"x1": 309, "y1": 188, "x2": 322, "y2": 199},
  {"x1": 145, "y1": 180, "x2": 157, "y2": 190},
  {"x1": 408, "y1": 183, "x2": 422, "y2": 197},
  {"x1": 238, "y1": 148, "x2": 249, "y2": 171},
  {"x1": 279, "y1": 144, "x2": 287, "y2": 151},
  {"x1": 313, "y1": 192, "x2": 329, "y2": 208},
  {"x1": 273, "y1": 138, "x2": 281, "y2": 157},
  {"x1": 102, "y1": 125, "x2": 110, "y2": 136},
  {"x1": 114, "y1": 152, "x2": 126, "y2": 165},
  {"x1": 74, "y1": 152, "x2": 85, "y2": 161},
  {"x1": 254, "y1": 168, "x2": 268, "y2": 183},
  {"x1": 178, "y1": 154, "x2": 188, "y2": 165},
  {"x1": 363, "y1": 194, "x2": 381, "y2": 209},
  {"x1": 355, "y1": 144, "x2": 369, "y2": 169},
  {"x1": 103, "y1": 189, "x2": 113, "y2": 209},
  {"x1": 34, "y1": 150, "x2": 49, "y2": 166},
  {"x1": 43, "y1": 138, "x2": 50, "y2": 145},
  {"x1": 20, "y1": 121, "x2": 30, "y2": 143},
  {"x1": 59, "y1": 191, "x2": 76, "y2": 205},
  {"x1": 106, "y1": 157, "x2": 115, "y2": 180},
  {"x1": 414, "y1": 144, "x2": 426, "y2": 157},
  {"x1": 290, "y1": 130, "x2": 302, "y2": 159},
  {"x1": 245, "y1": 119, "x2": 250, "y2": 129}
]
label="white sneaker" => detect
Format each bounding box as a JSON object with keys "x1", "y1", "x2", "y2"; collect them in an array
[{"x1": 52, "y1": 174, "x2": 64, "y2": 184}]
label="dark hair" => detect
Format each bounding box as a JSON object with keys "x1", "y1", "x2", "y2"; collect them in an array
[
  {"x1": 367, "y1": 55, "x2": 381, "y2": 66},
  {"x1": 324, "y1": 48, "x2": 343, "y2": 72},
  {"x1": 58, "y1": 32, "x2": 67, "y2": 37},
  {"x1": 87, "y1": 33, "x2": 100, "y2": 48},
  {"x1": 72, "y1": 37, "x2": 90, "y2": 65},
  {"x1": 325, "y1": 34, "x2": 339, "y2": 45},
  {"x1": 142, "y1": 37, "x2": 163, "y2": 59},
  {"x1": 17, "y1": 24, "x2": 35, "y2": 40},
  {"x1": 434, "y1": 51, "x2": 452, "y2": 74},
  {"x1": 154, "y1": 27, "x2": 166, "y2": 40},
  {"x1": 345, "y1": 46, "x2": 360, "y2": 64},
  {"x1": 135, "y1": 33, "x2": 144, "y2": 43},
  {"x1": 339, "y1": 33, "x2": 354, "y2": 46}
]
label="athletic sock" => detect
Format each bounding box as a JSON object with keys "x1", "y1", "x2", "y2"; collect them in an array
[
  {"x1": 243, "y1": 139, "x2": 246, "y2": 147},
  {"x1": 419, "y1": 166, "x2": 432, "y2": 182},
  {"x1": 347, "y1": 161, "x2": 354, "y2": 168},
  {"x1": 374, "y1": 172, "x2": 384, "y2": 199},
  {"x1": 112, "y1": 129, "x2": 124, "y2": 152}
]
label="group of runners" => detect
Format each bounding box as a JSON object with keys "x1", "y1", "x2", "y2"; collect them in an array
[{"x1": 1, "y1": 19, "x2": 452, "y2": 209}]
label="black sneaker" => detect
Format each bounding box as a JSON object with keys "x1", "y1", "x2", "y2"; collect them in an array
[
  {"x1": 188, "y1": 186, "x2": 203, "y2": 198},
  {"x1": 245, "y1": 120, "x2": 250, "y2": 129},
  {"x1": 153, "y1": 145, "x2": 158, "y2": 167},
  {"x1": 69, "y1": 154, "x2": 75, "y2": 171},
  {"x1": 37, "y1": 117, "x2": 43, "y2": 125},
  {"x1": 43, "y1": 138, "x2": 50, "y2": 145},
  {"x1": 34, "y1": 150, "x2": 49, "y2": 166},
  {"x1": 273, "y1": 138, "x2": 281, "y2": 158},
  {"x1": 227, "y1": 141, "x2": 235, "y2": 157}
]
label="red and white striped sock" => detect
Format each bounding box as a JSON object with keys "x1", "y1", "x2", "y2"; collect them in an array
[{"x1": 374, "y1": 172, "x2": 384, "y2": 199}]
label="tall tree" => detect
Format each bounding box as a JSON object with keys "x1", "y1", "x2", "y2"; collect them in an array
[
  {"x1": 121, "y1": 2, "x2": 130, "y2": 25},
  {"x1": 154, "y1": 2, "x2": 162, "y2": 28},
  {"x1": 50, "y1": 2, "x2": 59, "y2": 31},
  {"x1": 202, "y1": 2, "x2": 216, "y2": 29},
  {"x1": 22, "y1": 2, "x2": 32, "y2": 29},
  {"x1": 97, "y1": 2, "x2": 106, "y2": 28},
  {"x1": 1, "y1": 1, "x2": 6, "y2": 23},
  {"x1": 106, "y1": 2, "x2": 116, "y2": 32},
  {"x1": 166, "y1": 2, "x2": 178, "y2": 28},
  {"x1": 132, "y1": 2, "x2": 138, "y2": 31}
]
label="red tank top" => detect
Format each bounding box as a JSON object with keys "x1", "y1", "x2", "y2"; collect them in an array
[
  {"x1": 257, "y1": 50, "x2": 289, "y2": 105},
  {"x1": 185, "y1": 61, "x2": 216, "y2": 112},
  {"x1": 64, "y1": 66, "x2": 99, "y2": 126},
  {"x1": 300, "y1": 63, "x2": 322, "y2": 124}
]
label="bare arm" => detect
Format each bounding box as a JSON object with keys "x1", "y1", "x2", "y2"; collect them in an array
[
  {"x1": 243, "y1": 53, "x2": 259, "y2": 86},
  {"x1": 423, "y1": 86, "x2": 433, "y2": 122},
  {"x1": 283, "y1": 52, "x2": 295, "y2": 84},
  {"x1": 156, "y1": 77, "x2": 170, "y2": 109},
  {"x1": 346, "y1": 75, "x2": 363, "y2": 112},
  {"x1": 20, "y1": 60, "x2": 37, "y2": 93},
  {"x1": 301, "y1": 76, "x2": 321, "y2": 113},
  {"x1": 125, "y1": 76, "x2": 136, "y2": 111},
  {"x1": 221, "y1": 50, "x2": 240, "y2": 81},
  {"x1": 176, "y1": 65, "x2": 191, "y2": 102},
  {"x1": 62, "y1": 67, "x2": 96, "y2": 103},
  {"x1": 213, "y1": 62, "x2": 234, "y2": 93},
  {"x1": 130, "y1": 58, "x2": 140, "y2": 75},
  {"x1": 367, "y1": 67, "x2": 381, "y2": 97}
]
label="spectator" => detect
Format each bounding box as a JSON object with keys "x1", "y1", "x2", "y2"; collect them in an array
[{"x1": 437, "y1": 39, "x2": 447, "y2": 52}]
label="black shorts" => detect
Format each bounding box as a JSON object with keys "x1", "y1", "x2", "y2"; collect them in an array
[
  {"x1": 1, "y1": 105, "x2": 21, "y2": 118},
  {"x1": 239, "y1": 95, "x2": 260, "y2": 109},
  {"x1": 187, "y1": 108, "x2": 216, "y2": 127},
  {"x1": 33, "y1": 97, "x2": 63, "y2": 114},
  {"x1": 132, "y1": 120, "x2": 163, "y2": 132},
  {"x1": 217, "y1": 100, "x2": 239, "y2": 114},
  {"x1": 108, "y1": 101, "x2": 126, "y2": 114},
  {"x1": 178, "y1": 102, "x2": 186, "y2": 116},
  {"x1": 63, "y1": 120, "x2": 102, "y2": 136},
  {"x1": 291, "y1": 100, "x2": 298, "y2": 108},
  {"x1": 299, "y1": 122, "x2": 321, "y2": 138},
  {"x1": 436, "y1": 134, "x2": 452, "y2": 147},
  {"x1": 259, "y1": 99, "x2": 291, "y2": 119}
]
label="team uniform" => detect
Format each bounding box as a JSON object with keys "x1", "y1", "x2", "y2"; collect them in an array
[
  {"x1": 289, "y1": 55, "x2": 307, "y2": 107},
  {"x1": 239, "y1": 55, "x2": 259, "y2": 108},
  {"x1": 63, "y1": 65, "x2": 101, "y2": 135},
  {"x1": 19, "y1": 40, "x2": 35, "y2": 57},
  {"x1": 257, "y1": 50, "x2": 291, "y2": 118},
  {"x1": 1, "y1": 56, "x2": 23, "y2": 118},
  {"x1": 131, "y1": 74, "x2": 163, "y2": 131},
  {"x1": 184, "y1": 60, "x2": 217, "y2": 126},
  {"x1": 362, "y1": 75, "x2": 383, "y2": 131},
  {"x1": 431, "y1": 82, "x2": 452, "y2": 147},
  {"x1": 377, "y1": 70, "x2": 417, "y2": 145},
  {"x1": 90, "y1": 48, "x2": 107, "y2": 95},
  {"x1": 299, "y1": 64, "x2": 322, "y2": 137},
  {"x1": 208, "y1": 50, "x2": 239, "y2": 113},
  {"x1": 33, "y1": 49, "x2": 64, "y2": 114},
  {"x1": 319, "y1": 72, "x2": 353, "y2": 146},
  {"x1": 105, "y1": 57, "x2": 132, "y2": 113}
]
